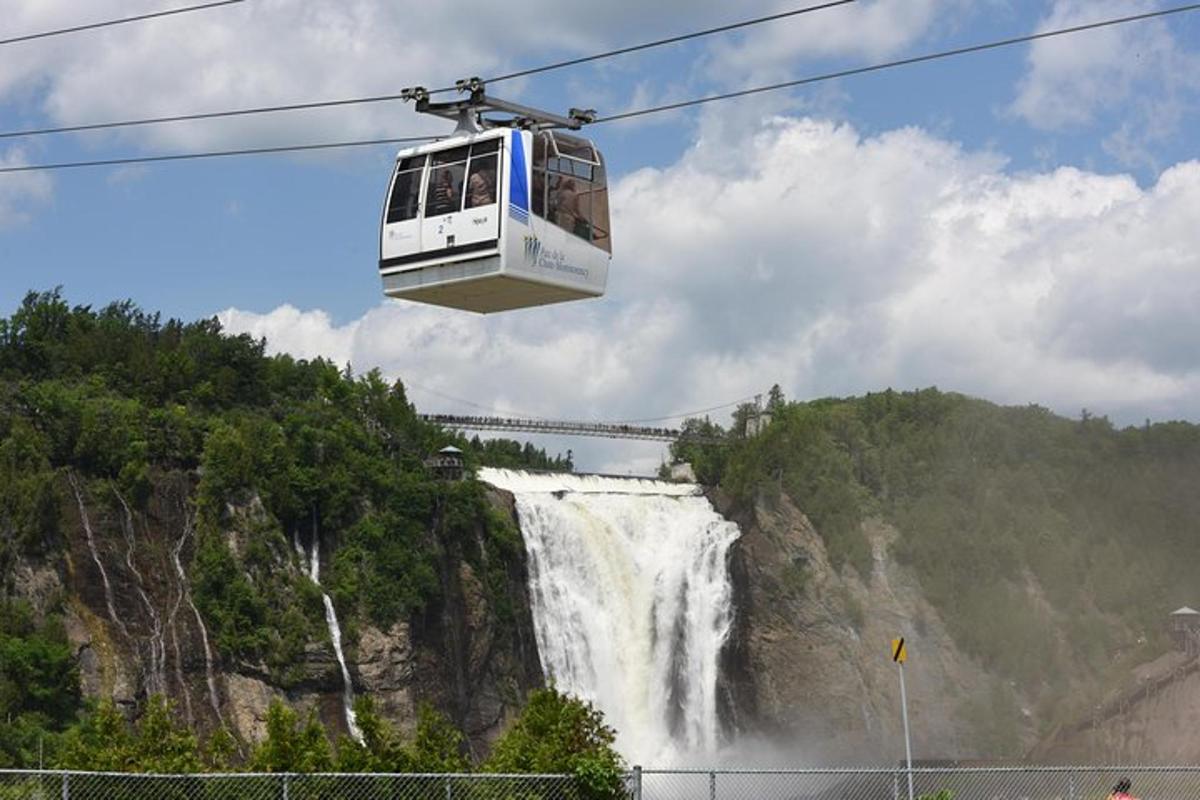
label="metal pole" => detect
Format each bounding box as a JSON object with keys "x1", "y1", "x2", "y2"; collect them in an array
[
  {"x1": 445, "y1": 775, "x2": 452, "y2": 800},
  {"x1": 633, "y1": 765, "x2": 643, "y2": 800},
  {"x1": 61, "y1": 772, "x2": 69, "y2": 800},
  {"x1": 282, "y1": 773, "x2": 289, "y2": 800},
  {"x1": 709, "y1": 770, "x2": 716, "y2": 800},
  {"x1": 898, "y1": 662, "x2": 914, "y2": 800}
]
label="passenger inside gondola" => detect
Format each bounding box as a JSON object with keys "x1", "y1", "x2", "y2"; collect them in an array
[
  {"x1": 466, "y1": 163, "x2": 496, "y2": 208},
  {"x1": 427, "y1": 170, "x2": 458, "y2": 215}
]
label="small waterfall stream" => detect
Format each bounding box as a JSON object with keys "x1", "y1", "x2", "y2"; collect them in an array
[
  {"x1": 297, "y1": 532, "x2": 362, "y2": 743},
  {"x1": 172, "y1": 509, "x2": 224, "y2": 722},
  {"x1": 479, "y1": 468, "x2": 742, "y2": 764}
]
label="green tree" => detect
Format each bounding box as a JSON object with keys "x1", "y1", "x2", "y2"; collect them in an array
[
  {"x1": 486, "y1": 689, "x2": 624, "y2": 799},
  {"x1": 249, "y1": 700, "x2": 334, "y2": 773}
]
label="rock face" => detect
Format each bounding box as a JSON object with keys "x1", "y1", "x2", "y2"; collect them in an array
[
  {"x1": 25, "y1": 471, "x2": 542, "y2": 756},
  {"x1": 406, "y1": 488, "x2": 543, "y2": 757},
  {"x1": 717, "y1": 489, "x2": 1036, "y2": 763},
  {"x1": 1034, "y1": 651, "x2": 1200, "y2": 763}
]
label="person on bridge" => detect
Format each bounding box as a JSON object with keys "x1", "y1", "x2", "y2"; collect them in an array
[{"x1": 1108, "y1": 778, "x2": 1137, "y2": 800}]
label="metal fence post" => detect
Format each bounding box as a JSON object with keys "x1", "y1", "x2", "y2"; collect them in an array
[
  {"x1": 61, "y1": 772, "x2": 69, "y2": 800},
  {"x1": 282, "y1": 773, "x2": 290, "y2": 800},
  {"x1": 1068, "y1": 770, "x2": 1076, "y2": 800},
  {"x1": 633, "y1": 765, "x2": 643, "y2": 800},
  {"x1": 709, "y1": 770, "x2": 716, "y2": 800},
  {"x1": 893, "y1": 770, "x2": 900, "y2": 800},
  {"x1": 445, "y1": 774, "x2": 453, "y2": 800}
]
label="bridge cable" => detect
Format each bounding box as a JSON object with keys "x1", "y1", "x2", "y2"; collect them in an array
[
  {"x1": 0, "y1": 0, "x2": 246, "y2": 48},
  {"x1": 610, "y1": 395, "x2": 761, "y2": 425},
  {"x1": 0, "y1": 0, "x2": 854, "y2": 141},
  {"x1": 3, "y1": 3, "x2": 1198, "y2": 174},
  {"x1": 404, "y1": 380, "x2": 547, "y2": 421}
]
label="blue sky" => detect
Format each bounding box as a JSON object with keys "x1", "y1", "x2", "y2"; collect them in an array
[{"x1": 3, "y1": 0, "x2": 1199, "y2": 472}]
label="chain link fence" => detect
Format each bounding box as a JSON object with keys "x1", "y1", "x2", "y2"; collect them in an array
[
  {"x1": 3, "y1": 767, "x2": 1199, "y2": 800},
  {"x1": 636, "y1": 767, "x2": 1200, "y2": 800},
  {"x1": 0, "y1": 772, "x2": 580, "y2": 800}
]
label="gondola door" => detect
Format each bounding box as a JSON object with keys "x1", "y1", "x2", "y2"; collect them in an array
[
  {"x1": 420, "y1": 137, "x2": 503, "y2": 261},
  {"x1": 381, "y1": 155, "x2": 426, "y2": 265}
]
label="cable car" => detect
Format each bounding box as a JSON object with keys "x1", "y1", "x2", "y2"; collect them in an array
[{"x1": 379, "y1": 83, "x2": 612, "y2": 313}]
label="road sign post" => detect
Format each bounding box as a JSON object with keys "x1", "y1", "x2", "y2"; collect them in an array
[{"x1": 892, "y1": 637, "x2": 914, "y2": 800}]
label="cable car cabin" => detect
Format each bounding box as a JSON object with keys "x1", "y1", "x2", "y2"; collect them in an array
[{"x1": 379, "y1": 128, "x2": 611, "y2": 313}]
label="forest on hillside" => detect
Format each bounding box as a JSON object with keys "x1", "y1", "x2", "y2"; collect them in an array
[
  {"x1": 0, "y1": 290, "x2": 574, "y2": 769},
  {"x1": 673, "y1": 386, "x2": 1200, "y2": 724}
]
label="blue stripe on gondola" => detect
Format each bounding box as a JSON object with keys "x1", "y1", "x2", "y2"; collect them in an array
[{"x1": 509, "y1": 130, "x2": 529, "y2": 224}]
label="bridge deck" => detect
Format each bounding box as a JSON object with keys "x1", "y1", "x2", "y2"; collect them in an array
[{"x1": 419, "y1": 414, "x2": 724, "y2": 444}]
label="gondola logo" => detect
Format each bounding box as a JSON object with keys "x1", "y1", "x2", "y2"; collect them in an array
[
  {"x1": 522, "y1": 235, "x2": 588, "y2": 278},
  {"x1": 523, "y1": 235, "x2": 544, "y2": 266}
]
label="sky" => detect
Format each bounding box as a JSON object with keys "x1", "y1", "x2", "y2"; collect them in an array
[{"x1": 2, "y1": 0, "x2": 1199, "y2": 474}]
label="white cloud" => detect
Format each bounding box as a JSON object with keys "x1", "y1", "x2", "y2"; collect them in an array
[
  {"x1": 0, "y1": 0, "x2": 771, "y2": 153},
  {"x1": 1010, "y1": 0, "x2": 1200, "y2": 161},
  {"x1": 0, "y1": 148, "x2": 53, "y2": 228},
  {"x1": 705, "y1": 0, "x2": 978, "y2": 85},
  {"x1": 1, "y1": 0, "x2": 991, "y2": 156},
  {"x1": 219, "y1": 115, "x2": 1200, "y2": 471}
]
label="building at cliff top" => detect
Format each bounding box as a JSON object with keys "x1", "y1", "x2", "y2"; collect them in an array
[
  {"x1": 1170, "y1": 606, "x2": 1200, "y2": 656},
  {"x1": 424, "y1": 445, "x2": 465, "y2": 481}
]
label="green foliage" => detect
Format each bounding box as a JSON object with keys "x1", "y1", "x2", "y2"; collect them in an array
[
  {"x1": 918, "y1": 791, "x2": 953, "y2": 800},
  {"x1": 0, "y1": 601, "x2": 79, "y2": 768},
  {"x1": 338, "y1": 698, "x2": 469, "y2": 773},
  {"x1": 486, "y1": 689, "x2": 625, "y2": 799},
  {"x1": 248, "y1": 700, "x2": 334, "y2": 773},
  {"x1": 58, "y1": 696, "x2": 205, "y2": 773},
  {"x1": 684, "y1": 387, "x2": 1200, "y2": 713},
  {"x1": 465, "y1": 436, "x2": 574, "y2": 472}
]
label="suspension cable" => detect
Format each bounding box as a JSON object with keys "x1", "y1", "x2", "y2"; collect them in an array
[
  {"x1": 0, "y1": 136, "x2": 432, "y2": 174},
  {"x1": 594, "y1": 3, "x2": 1200, "y2": 123}
]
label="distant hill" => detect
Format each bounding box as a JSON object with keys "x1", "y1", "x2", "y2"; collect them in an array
[{"x1": 675, "y1": 386, "x2": 1200, "y2": 753}]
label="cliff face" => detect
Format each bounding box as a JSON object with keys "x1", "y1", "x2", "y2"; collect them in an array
[
  {"x1": 1033, "y1": 651, "x2": 1200, "y2": 764},
  {"x1": 717, "y1": 489, "x2": 1037, "y2": 763},
  {"x1": 23, "y1": 472, "x2": 540, "y2": 756}
]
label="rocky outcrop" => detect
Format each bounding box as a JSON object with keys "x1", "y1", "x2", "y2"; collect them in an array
[
  {"x1": 407, "y1": 488, "x2": 543, "y2": 757},
  {"x1": 718, "y1": 490, "x2": 1036, "y2": 763},
  {"x1": 1033, "y1": 651, "x2": 1200, "y2": 763},
  {"x1": 23, "y1": 471, "x2": 542, "y2": 756}
]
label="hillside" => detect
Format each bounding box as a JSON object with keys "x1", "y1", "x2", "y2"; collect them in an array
[
  {"x1": 5, "y1": 290, "x2": 1200, "y2": 767},
  {"x1": 0, "y1": 290, "x2": 567, "y2": 767},
  {"x1": 676, "y1": 387, "x2": 1200, "y2": 752}
]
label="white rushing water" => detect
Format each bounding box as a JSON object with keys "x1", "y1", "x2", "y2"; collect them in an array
[
  {"x1": 479, "y1": 468, "x2": 742, "y2": 764},
  {"x1": 296, "y1": 532, "x2": 362, "y2": 743}
]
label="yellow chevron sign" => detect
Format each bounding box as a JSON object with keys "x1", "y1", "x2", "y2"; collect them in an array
[{"x1": 892, "y1": 637, "x2": 907, "y2": 664}]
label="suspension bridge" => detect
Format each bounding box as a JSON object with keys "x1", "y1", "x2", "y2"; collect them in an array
[{"x1": 419, "y1": 414, "x2": 726, "y2": 444}]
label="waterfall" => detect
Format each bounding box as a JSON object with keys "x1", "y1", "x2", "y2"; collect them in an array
[
  {"x1": 296, "y1": 532, "x2": 362, "y2": 743},
  {"x1": 114, "y1": 488, "x2": 166, "y2": 697},
  {"x1": 479, "y1": 468, "x2": 742, "y2": 764},
  {"x1": 67, "y1": 472, "x2": 131, "y2": 641},
  {"x1": 171, "y1": 508, "x2": 223, "y2": 723}
]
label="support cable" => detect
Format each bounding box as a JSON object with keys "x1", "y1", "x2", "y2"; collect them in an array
[
  {"x1": 0, "y1": 0, "x2": 246, "y2": 47},
  {"x1": 595, "y1": 3, "x2": 1200, "y2": 123},
  {"x1": 0, "y1": 136, "x2": 432, "y2": 174}
]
